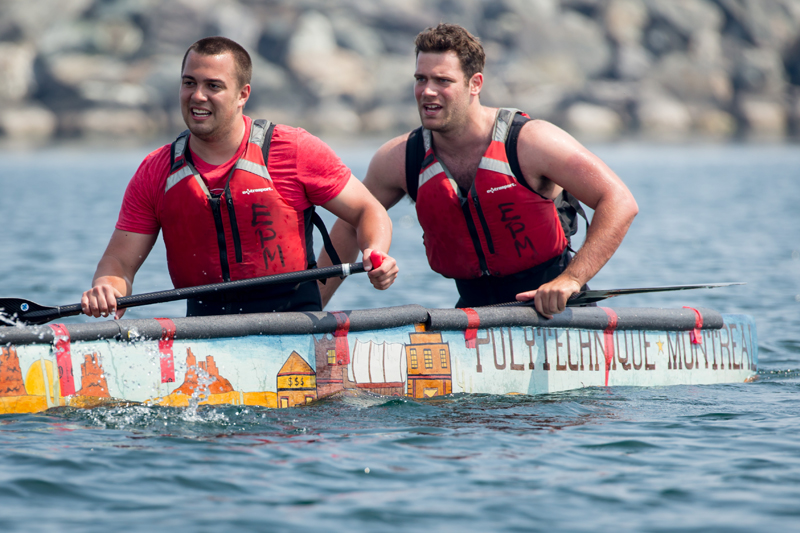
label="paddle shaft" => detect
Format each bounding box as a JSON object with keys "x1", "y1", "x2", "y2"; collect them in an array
[{"x1": 20, "y1": 260, "x2": 373, "y2": 323}]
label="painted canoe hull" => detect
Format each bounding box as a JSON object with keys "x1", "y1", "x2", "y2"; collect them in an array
[{"x1": 0, "y1": 305, "x2": 757, "y2": 414}]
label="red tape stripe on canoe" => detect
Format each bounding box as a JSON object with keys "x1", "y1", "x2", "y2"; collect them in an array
[
  {"x1": 463, "y1": 308, "x2": 480, "y2": 349},
  {"x1": 154, "y1": 318, "x2": 176, "y2": 383},
  {"x1": 49, "y1": 324, "x2": 75, "y2": 396},
  {"x1": 332, "y1": 311, "x2": 351, "y2": 365},
  {"x1": 600, "y1": 308, "x2": 618, "y2": 387},
  {"x1": 682, "y1": 307, "x2": 704, "y2": 344}
]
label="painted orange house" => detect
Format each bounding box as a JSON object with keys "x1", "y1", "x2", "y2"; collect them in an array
[
  {"x1": 406, "y1": 326, "x2": 452, "y2": 398},
  {"x1": 277, "y1": 351, "x2": 317, "y2": 408}
]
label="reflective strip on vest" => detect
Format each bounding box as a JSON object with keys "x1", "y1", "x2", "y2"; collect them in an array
[
  {"x1": 234, "y1": 158, "x2": 271, "y2": 180},
  {"x1": 174, "y1": 132, "x2": 188, "y2": 155},
  {"x1": 420, "y1": 161, "x2": 444, "y2": 189},
  {"x1": 493, "y1": 108, "x2": 519, "y2": 142},
  {"x1": 165, "y1": 166, "x2": 194, "y2": 194},
  {"x1": 478, "y1": 156, "x2": 514, "y2": 176}
]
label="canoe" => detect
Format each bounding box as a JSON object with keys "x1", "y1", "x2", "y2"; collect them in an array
[{"x1": 0, "y1": 305, "x2": 757, "y2": 414}]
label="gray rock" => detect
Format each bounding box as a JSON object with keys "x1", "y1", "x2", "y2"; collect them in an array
[
  {"x1": 369, "y1": 54, "x2": 416, "y2": 106},
  {"x1": 615, "y1": 44, "x2": 655, "y2": 80},
  {"x1": 330, "y1": 13, "x2": 386, "y2": 58},
  {"x1": 737, "y1": 96, "x2": 787, "y2": 139},
  {"x1": 644, "y1": 0, "x2": 724, "y2": 37},
  {"x1": 78, "y1": 81, "x2": 158, "y2": 108},
  {"x1": 564, "y1": 102, "x2": 624, "y2": 140},
  {"x1": 0, "y1": 0, "x2": 93, "y2": 43},
  {"x1": 734, "y1": 47, "x2": 789, "y2": 97},
  {"x1": 516, "y1": 9, "x2": 612, "y2": 79},
  {"x1": 645, "y1": 52, "x2": 733, "y2": 104},
  {"x1": 0, "y1": 43, "x2": 36, "y2": 102},
  {"x1": 210, "y1": 1, "x2": 263, "y2": 53},
  {"x1": 0, "y1": 104, "x2": 57, "y2": 141},
  {"x1": 691, "y1": 105, "x2": 737, "y2": 138},
  {"x1": 637, "y1": 89, "x2": 693, "y2": 139},
  {"x1": 287, "y1": 11, "x2": 372, "y2": 101},
  {"x1": 141, "y1": 54, "x2": 184, "y2": 110},
  {"x1": 44, "y1": 53, "x2": 128, "y2": 87},
  {"x1": 509, "y1": 85, "x2": 568, "y2": 120},
  {"x1": 360, "y1": 103, "x2": 419, "y2": 134},
  {"x1": 60, "y1": 107, "x2": 167, "y2": 139},
  {"x1": 37, "y1": 18, "x2": 143, "y2": 57},
  {"x1": 605, "y1": 0, "x2": 649, "y2": 45},
  {"x1": 717, "y1": 0, "x2": 800, "y2": 51},
  {"x1": 311, "y1": 98, "x2": 362, "y2": 136}
]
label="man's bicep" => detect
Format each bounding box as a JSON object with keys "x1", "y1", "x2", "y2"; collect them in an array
[
  {"x1": 362, "y1": 135, "x2": 409, "y2": 210},
  {"x1": 518, "y1": 120, "x2": 621, "y2": 209}
]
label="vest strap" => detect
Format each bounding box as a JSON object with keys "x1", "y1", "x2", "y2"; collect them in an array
[{"x1": 405, "y1": 127, "x2": 424, "y2": 202}]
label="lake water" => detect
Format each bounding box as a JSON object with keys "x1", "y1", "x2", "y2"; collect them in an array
[{"x1": 0, "y1": 141, "x2": 799, "y2": 531}]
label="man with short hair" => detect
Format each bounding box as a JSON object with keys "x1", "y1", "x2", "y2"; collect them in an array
[
  {"x1": 82, "y1": 36, "x2": 397, "y2": 319},
  {"x1": 319, "y1": 23, "x2": 637, "y2": 318}
]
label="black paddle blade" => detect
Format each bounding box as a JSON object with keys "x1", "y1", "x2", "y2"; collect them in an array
[
  {"x1": 568, "y1": 282, "x2": 746, "y2": 306},
  {"x1": 488, "y1": 282, "x2": 746, "y2": 308},
  {"x1": 0, "y1": 298, "x2": 64, "y2": 326}
]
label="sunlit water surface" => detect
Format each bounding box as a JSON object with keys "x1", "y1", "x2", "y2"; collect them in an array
[{"x1": 0, "y1": 142, "x2": 799, "y2": 532}]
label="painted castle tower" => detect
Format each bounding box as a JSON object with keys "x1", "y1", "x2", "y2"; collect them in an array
[{"x1": 314, "y1": 334, "x2": 346, "y2": 398}]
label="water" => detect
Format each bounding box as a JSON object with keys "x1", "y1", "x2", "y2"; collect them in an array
[{"x1": 1, "y1": 142, "x2": 799, "y2": 531}]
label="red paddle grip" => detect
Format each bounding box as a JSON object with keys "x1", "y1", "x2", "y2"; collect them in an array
[{"x1": 369, "y1": 250, "x2": 383, "y2": 269}]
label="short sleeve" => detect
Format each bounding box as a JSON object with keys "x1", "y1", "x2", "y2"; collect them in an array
[
  {"x1": 266, "y1": 125, "x2": 351, "y2": 210},
  {"x1": 115, "y1": 146, "x2": 170, "y2": 234},
  {"x1": 295, "y1": 129, "x2": 352, "y2": 206}
]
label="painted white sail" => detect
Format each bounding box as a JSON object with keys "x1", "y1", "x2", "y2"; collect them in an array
[
  {"x1": 348, "y1": 339, "x2": 406, "y2": 384},
  {"x1": 349, "y1": 339, "x2": 369, "y2": 383},
  {"x1": 383, "y1": 342, "x2": 406, "y2": 383}
]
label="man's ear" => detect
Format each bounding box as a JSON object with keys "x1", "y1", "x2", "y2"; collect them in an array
[
  {"x1": 239, "y1": 83, "x2": 251, "y2": 108},
  {"x1": 469, "y1": 72, "x2": 483, "y2": 96}
]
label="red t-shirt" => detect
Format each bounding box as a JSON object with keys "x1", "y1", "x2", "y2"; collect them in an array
[{"x1": 117, "y1": 116, "x2": 351, "y2": 234}]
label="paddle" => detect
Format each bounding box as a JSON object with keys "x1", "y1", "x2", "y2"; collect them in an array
[
  {"x1": 0, "y1": 252, "x2": 385, "y2": 326},
  {"x1": 491, "y1": 282, "x2": 746, "y2": 307}
]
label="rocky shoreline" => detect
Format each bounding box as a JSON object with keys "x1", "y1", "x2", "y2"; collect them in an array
[{"x1": 1, "y1": 0, "x2": 799, "y2": 145}]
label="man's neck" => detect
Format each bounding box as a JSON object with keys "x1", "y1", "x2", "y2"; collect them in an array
[
  {"x1": 189, "y1": 116, "x2": 246, "y2": 166},
  {"x1": 431, "y1": 105, "x2": 496, "y2": 158}
]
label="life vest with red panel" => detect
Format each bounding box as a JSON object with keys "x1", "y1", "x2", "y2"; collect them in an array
[
  {"x1": 412, "y1": 108, "x2": 569, "y2": 280},
  {"x1": 160, "y1": 119, "x2": 316, "y2": 289}
]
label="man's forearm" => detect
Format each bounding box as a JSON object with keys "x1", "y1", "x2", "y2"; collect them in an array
[
  {"x1": 91, "y1": 257, "x2": 135, "y2": 296},
  {"x1": 561, "y1": 195, "x2": 637, "y2": 286}
]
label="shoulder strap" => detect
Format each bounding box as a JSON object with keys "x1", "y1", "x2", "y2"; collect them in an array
[
  {"x1": 169, "y1": 129, "x2": 191, "y2": 172},
  {"x1": 258, "y1": 120, "x2": 277, "y2": 163},
  {"x1": 405, "y1": 127, "x2": 425, "y2": 202},
  {"x1": 505, "y1": 113, "x2": 529, "y2": 183},
  {"x1": 304, "y1": 209, "x2": 342, "y2": 282}
]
